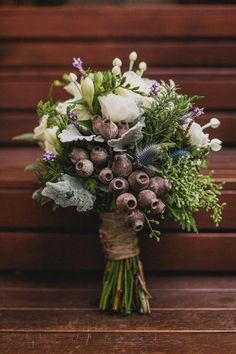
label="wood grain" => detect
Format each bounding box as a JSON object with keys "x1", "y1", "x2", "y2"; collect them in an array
[{"x1": 0, "y1": 232, "x2": 235, "y2": 271}]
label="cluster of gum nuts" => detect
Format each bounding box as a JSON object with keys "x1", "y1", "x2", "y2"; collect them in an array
[{"x1": 69, "y1": 144, "x2": 172, "y2": 233}]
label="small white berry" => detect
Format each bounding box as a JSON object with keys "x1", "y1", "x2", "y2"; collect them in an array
[
  {"x1": 112, "y1": 66, "x2": 121, "y2": 76},
  {"x1": 129, "y1": 51, "x2": 138, "y2": 62},
  {"x1": 210, "y1": 138, "x2": 222, "y2": 152},
  {"x1": 112, "y1": 58, "x2": 122, "y2": 67},
  {"x1": 139, "y1": 61, "x2": 147, "y2": 72},
  {"x1": 210, "y1": 118, "x2": 221, "y2": 129}
]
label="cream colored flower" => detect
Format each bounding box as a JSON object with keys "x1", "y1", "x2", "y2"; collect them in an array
[
  {"x1": 44, "y1": 126, "x2": 59, "y2": 155},
  {"x1": 98, "y1": 93, "x2": 140, "y2": 123},
  {"x1": 33, "y1": 114, "x2": 48, "y2": 143},
  {"x1": 210, "y1": 138, "x2": 222, "y2": 152},
  {"x1": 188, "y1": 122, "x2": 209, "y2": 147},
  {"x1": 81, "y1": 77, "x2": 94, "y2": 109}
]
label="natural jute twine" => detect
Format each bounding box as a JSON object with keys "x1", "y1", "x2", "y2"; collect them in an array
[{"x1": 99, "y1": 212, "x2": 140, "y2": 261}]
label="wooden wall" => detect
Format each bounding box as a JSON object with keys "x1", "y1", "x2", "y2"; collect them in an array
[{"x1": 0, "y1": 5, "x2": 236, "y2": 271}]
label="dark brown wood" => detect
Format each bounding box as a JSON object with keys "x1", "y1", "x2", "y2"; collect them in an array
[
  {"x1": 0, "y1": 332, "x2": 236, "y2": 354},
  {"x1": 0, "y1": 232, "x2": 235, "y2": 271},
  {"x1": 1, "y1": 6, "x2": 236, "y2": 39},
  {"x1": 1, "y1": 71, "x2": 236, "y2": 110},
  {"x1": 2, "y1": 41, "x2": 236, "y2": 68}
]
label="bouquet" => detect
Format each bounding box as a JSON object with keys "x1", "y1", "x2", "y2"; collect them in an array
[{"x1": 16, "y1": 52, "x2": 224, "y2": 315}]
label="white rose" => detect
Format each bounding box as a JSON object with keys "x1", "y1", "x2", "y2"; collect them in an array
[
  {"x1": 44, "y1": 126, "x2": 59, "y2": 155},
  {"x1": 98, "y1": 93, "x2": 140, "y2": 123},
  {"x1": 115, "y1": 87, "x2": 153, "y2": 108},
  {"x1": 188, "y1": 122, "x2": 209, "y2": 147},
  {"x1": 33, "y1": 114, "x2": 48, "y2": 143}
]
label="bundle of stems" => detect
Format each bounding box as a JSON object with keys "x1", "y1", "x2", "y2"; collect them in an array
[{"x1": 99, "y1": 256, "x2": 151, "y2": 314}]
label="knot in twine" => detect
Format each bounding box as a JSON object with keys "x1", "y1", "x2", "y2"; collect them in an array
[{"x1": 99, "y1": 212, "x2": 140, "y2": 261}]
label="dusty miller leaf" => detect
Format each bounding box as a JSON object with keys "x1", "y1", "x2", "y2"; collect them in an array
[
  {"x1": 58, "y1": 124, "x2": 104, "y2": 143},
  {"x1": 108, "y1": 119, "x2": 145, "y2": 152},
  {"x1": 41, "y1": 174, "x2": 96, "y2": 212}
]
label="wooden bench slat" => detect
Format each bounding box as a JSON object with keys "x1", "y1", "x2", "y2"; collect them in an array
[
  {"x1": 1, "y1": 41, "x2": 236, "y2": 67},
  {"x1": 0, "y1": 232, "x2": 235, "y2": 271},
  {"x1": 1, "y1": 6, "x2": 236, "y2": 39}
]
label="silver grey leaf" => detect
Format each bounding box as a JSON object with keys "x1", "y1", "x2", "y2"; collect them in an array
[
  {"x1": 42, "y1": 174, "x2": 96, "y2": 212},
  {"x1": 59, "y1": 124, "x2": 104, "y2": 143}
]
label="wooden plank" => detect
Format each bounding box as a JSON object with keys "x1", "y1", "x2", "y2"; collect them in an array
[
  {"x1": 1, "y1": 289, "x2": 236, "y2": 309},
  {"x1": 1, "y1": 111, "x2": 235, "y2": 147},
  {"x1": 1, "y1": 273, "x2": 235, "y2": 290},
  {"x1": 1, "y1": 332, "x2": 236, "y2": 354},
  {"x1": 1, "y1": 41, "x2": 236, "y2": 67},
  {"x1": 1, "y1": 72, "x2": 236, "y2": 110},
  {"x1": 0, "y1": 190, "x2": 233, "y2": 230},
  {"x1": 0, "y1": 308, "x2": 235, "y2": 330},
  {"x1": 0, "y1": 232, "x2": 235, "y2": 271},
  {"x1": 1, "y1": 6, "x2": 236, "y2": 39}
]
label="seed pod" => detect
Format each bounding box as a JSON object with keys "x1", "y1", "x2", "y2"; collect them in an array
[
  {"x1": 117, "y1": 121, "x2": 129, "y2": 137},
  {"x1": 91, "y1": 115, "x2": 103, "y2": 135},
  {"x1": 75, "y1": 159, "x2": 94, "y2": 177},
  {"x1": 127, "y1": 209, "x2": 145, "y2": 232},
  {"x1": 69, "y1": 148, "x2": 89, "y2": 164},
  {"x1": 116, "y1": 193, "x2": 137, "y2": 213},
  {"x1": 149, "y1": 177, "x2": 172, "y2": 197},
  {"x1": 109, "y1": 177, "x2": 129, "y2": 194},
  {"x1": 99, "y1": 118, "x2": 118, "y2": 140},
  {"x1": 112, "y1": 153, "x2": 133, "y2": 177},
  {"x1": 99, "y1": 168, "x2": 113, "y2": 185},
  {"x1": 128, "y1": 171, "x2": 150, "y2": 192},
  {"x1": 151, "y1": 199, "x2": 166, "y2": 215},
  {"x1": 137, "y1": 189, "x2": 158, "y2": 209},
  {"x1": 90, "y1": 146, "x2": 109, "y2": 167}
]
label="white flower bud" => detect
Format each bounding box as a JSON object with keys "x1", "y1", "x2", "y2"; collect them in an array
[
  {"x1": 129, "y1": 51, "x2": 138, "y2": 62},
  {"x1": 139, "y1": 62, "x2": 147, "y2": 72},
  {"x1": 210, "y1": 138, "x2": 222, "y2": 152},
  {"x1": 210, "y1": 117, "x2": 221, "y2": 129},
  {"x1": 112, "y1": 58, "x2": 122, "y2": 67},
  {"x1": 68, "y1": 72, "x2": 78, "y2": 82},
  {"x1": 81, "y1": 77, "x2": 94, "y2": 109},
  {"x1": 112, "y1": 65, "x2": 121, "y2": 76}
]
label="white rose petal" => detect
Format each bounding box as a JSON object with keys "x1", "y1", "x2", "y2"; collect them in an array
[
  {"x1": 98, "y1": 93, "x2": 140, "y2": 123},
  {"x1": 188, "y1": 122, "x2": 209, "y2": 147},
  {"x1": 115, "y1": 87, "x2": 153, "y2": 108},
  {"x1": 210, "y1": 138, "x2": 222, "y2": 152}
]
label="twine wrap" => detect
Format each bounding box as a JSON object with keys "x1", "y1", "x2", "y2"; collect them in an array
[{"x1": 99, "y1": 212, "x2": 140, "y2": 261}]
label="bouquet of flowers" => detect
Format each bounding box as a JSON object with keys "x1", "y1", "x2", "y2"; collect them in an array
[{"x1": 16, "y1": 52, "x2": 224, "y2": 315}]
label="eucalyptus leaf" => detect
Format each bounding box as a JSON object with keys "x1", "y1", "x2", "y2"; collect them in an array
[
  {"x1": 42, "y1": 174, "x2": 96, "y2": 212},
  {"x1": 13, "y1": 133, "x2": 34, "y2": 142},
  {"x1": 58, "y1": 124, "x2": 104, "y2": 143},
  {"x1": 108, "y1": 119, "x2": 145, "y2": 152}
]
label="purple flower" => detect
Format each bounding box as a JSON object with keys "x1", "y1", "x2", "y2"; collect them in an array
[
  {"x1": 194, "y1": 107, "x2": 204, "y2": 118},
  {"x1": 68, "y1": 111, "x2": 77, "y2": 124},
  {"x1": 72, "y1": 57, "x2": 83, "y2": 70},
  {"x1": 43, "y1": 151, "x2": 56, "y2": 162},
  {"x1": 148, "y1": 82, "x2": 160, "y2": 97}
]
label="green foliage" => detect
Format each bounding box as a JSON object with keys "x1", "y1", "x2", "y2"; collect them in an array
[
  {"x1": 83, "y1": 176, "x2": 99, "y2": 195},
  {"x1": 161, "y1": 157, "x2": 225, "y2": 232},
  {"x1": 142, "y1": 82, "x2": 203, "y2": 147},
  {"x1": 25, "y1": 161, "x2": 44, "y2": 172}
]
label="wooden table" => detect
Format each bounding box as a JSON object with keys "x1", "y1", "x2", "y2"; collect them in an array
[{"x1": 0, "y1": 272, "x2": 235, "y2": 353}]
